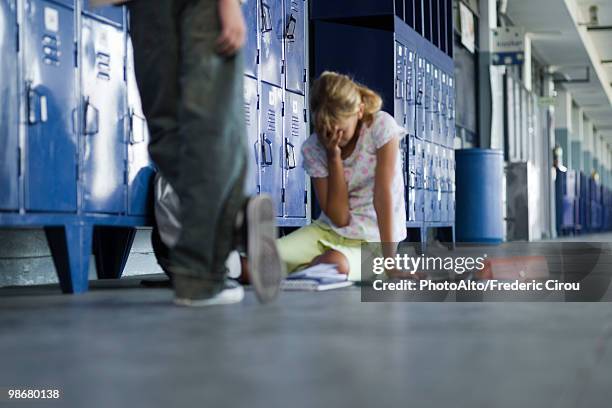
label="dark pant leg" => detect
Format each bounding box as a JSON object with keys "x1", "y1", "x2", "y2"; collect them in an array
[
  {"x1": 169, "y1": 0, "x2": 248, "y2": 294},
  {"x1": 127, "y1": 0, "x2": 181, "y2": 186},
  {"x1": 127, "y1": 0, "x2": 180, "y2": 273}
]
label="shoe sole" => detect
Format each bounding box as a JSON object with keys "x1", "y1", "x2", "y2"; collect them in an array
[
  {"x1": 247, "y1": 194, "x2": 285, "y2": 303},
  {"x1": 174, "y1": 285, "x2": 244, "y2": 307}
]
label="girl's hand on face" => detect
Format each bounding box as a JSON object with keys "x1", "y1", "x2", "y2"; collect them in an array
[{"x1": 321, "y1": 127, "x2": 343, "y2": 159}]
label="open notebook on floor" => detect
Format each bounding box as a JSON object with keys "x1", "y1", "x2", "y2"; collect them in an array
[{"x1": 281, "y1": 263, "x2": 354, "y2": 291}]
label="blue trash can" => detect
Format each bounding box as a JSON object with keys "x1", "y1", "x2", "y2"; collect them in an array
[{"x1": 455, "y1": 149, "x2": 504, "y2": 243}]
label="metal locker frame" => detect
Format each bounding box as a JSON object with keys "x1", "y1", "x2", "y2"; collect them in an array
[
  {"x1": 79, "y1": 9, "x2": 127, "y2": 214},
  {"x1": 283, "y1": 0, "x2": 306, "y2": 95},
  {"x1": 126, "y1": 36, "x2": 154, "y2": 217},
  {"x1": 242, "y1": 0, "x2": 259, "y2": 79},
  {"x1": 259, "y1": 0, "x2": 283, "y2": 87},
  {"x1": 282, "y1": 91, "x2": 308, "y2": 220},
  {"x1": 259, "y1": 83, "x2": 284, "y2": 216},
  {"x1": 0, "y1": 0, "x2": 20, "y2": 210},
  {"x1": 22, "y1": 0, "x2": 79, "y2": 212}
]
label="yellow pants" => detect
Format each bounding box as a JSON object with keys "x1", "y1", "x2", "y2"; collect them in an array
[{"x1": 277, "y1": 220, "x2": 366, "y2": 281}]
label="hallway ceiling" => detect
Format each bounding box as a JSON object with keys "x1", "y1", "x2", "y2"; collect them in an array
[{"x1": 506, "y1": 0, "x2": 612, "y2": 140}]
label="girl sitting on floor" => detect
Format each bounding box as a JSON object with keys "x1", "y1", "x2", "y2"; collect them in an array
[{"x1": 273, "y1": 71, "x2": 407, "y2": 281}]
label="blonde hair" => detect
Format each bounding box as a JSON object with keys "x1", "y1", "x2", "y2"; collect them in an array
[{"x1": 310, "y1": 71, "x2": 383, "y2": 137}]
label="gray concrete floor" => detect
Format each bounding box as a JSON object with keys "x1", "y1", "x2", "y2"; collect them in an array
[{"x1": 1, "y1": 277, "x2": 611, "y2": 408}]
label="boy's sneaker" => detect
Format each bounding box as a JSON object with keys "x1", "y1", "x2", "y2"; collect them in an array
[
  {"x1": 236, "y1": 195, "x2": 285, "y2": 303},
  {"x1": 174, "y1": 279, "x2": 244, "y2": 307}
]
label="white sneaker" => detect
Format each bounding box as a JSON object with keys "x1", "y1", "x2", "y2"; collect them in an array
[
  {"x1": 225, "y1": 250, "x2": 242, "y2": 280},
  {"x1": 174, "y1": 279, "x2": 244, "y2": 307}
]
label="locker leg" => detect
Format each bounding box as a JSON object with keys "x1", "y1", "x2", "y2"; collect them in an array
[
  {"x1": 93, "y1": 227, "x2": 137, "y2": 280},
  {"x1": 44, "y1": 223, "x2": 94, "y2": 294},
  {"x1": 436, "y1": 226, "x2": 455, "y2": 250},
  {"x1": 405, "y1": 228, "x2": 425, "y2": 254},
  {"x1": 420, "y1": 227, "x2": 427, "y2": 253}
]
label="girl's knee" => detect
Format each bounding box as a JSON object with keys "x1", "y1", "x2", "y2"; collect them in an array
[{"x1": 315, "y1": 250, "x2": 350, "y2": 275}]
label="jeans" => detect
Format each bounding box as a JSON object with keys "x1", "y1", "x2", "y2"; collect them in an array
[{"x1": 128, "y1": 0, "x2": 247, "y2": 296}]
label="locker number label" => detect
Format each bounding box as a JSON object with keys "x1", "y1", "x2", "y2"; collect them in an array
[{"x1": 44, "y1": 7, "x2": 59, "y2": 33}]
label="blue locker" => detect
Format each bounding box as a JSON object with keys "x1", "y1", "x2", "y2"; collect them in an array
[
  {"x1": 440, "y1": 72, "x2": 448, "y2": 147},
  {"x1": 260, "y1": 0, "x2": 283, "y2": 86},
  {"x1": 243, "y1": 75, "x2": 261, "y2": 195},
  {"x1": 83, "y1": 0, "x2": 123, "y2": 25},
  {"x1": 242, "y1": 0, "x2": 259, "y2": 79},
  {"x1": 423, "y1": 142, "x2": 433, "y2": 221},
  {"x1": 259, "y1": 83, "x2": 283, "y2": 215},
  {"x1": 23, "y1": 0, "x2": 78, "y2": 212},
  {"x1": 433, "y1": 144, "x2": 441, "y2": 222},
  {"x1": 448, "y1": 148, "x2": 455, "y2": 222},
  {"x1": 447, "y1": 75, "x2": 455, "y2": 147},
  {"x1": 394, "y1": 42, "x2": 407, "y2": 128},
  {"x1": 311, "y1": 0, "x2": 398, "y2": 19},
  {"x1": 0, "y1": 0, "x2": 19, "y2": 210},
  {"x1": 283, "y1": 91, "x2": 307, "y2": 218},
  {"x1": 126, "y1": 37, "x2": 154, "y2": 216},
  {"x1": 431, "y1": 66, "x2": 440, "y2": 145},
  {"x1": 405, "y1": 48, "x2": 416, "y2": 138},
  {"x1": 415, "y1": 56, "x2": 426, "y2": 141},
  {"x1": 80, "y1": 14, "x2": 127, "y2": 214},
  {"x1": 284, "y1": 0, "x2": 306, "y2": 94},
  {"x1": 424, "y1": 61, "x2": 432, "y2": 142},
  {"x1": 406, "y1": 135, "x2": 417, "y2": 222}
]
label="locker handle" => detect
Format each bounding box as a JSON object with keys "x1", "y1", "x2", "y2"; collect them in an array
[
  {"x1": 261, "y1": 134, "x2": 273, "y2": 165},
  {"x1": 83, "y1": 97, "x2": 100, "y2": 136},
  {"x1": 285, "y1": 14, "x2": 297, "y2": 41},
  {"x1": 416, "y1": 89, "x2": 423, "y2": 105},
  {"x1": 285, "y1": 140, "x2": 296, "y2": 169},
  {"x1": 129, "y1": 108, "x2": 146, "y2": 144},
  {"x1": 260, "y1": 3, "x2": 272, "y2": 33},
  {"x1": 26, "y1": 84, "x2": 47, "y2": 125}
]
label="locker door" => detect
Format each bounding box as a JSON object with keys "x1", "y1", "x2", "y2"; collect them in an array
[
  {"x1": 394, "y1": 42, "x2": 406, "y2": 128},
  {"x1": 24, "y1": 0, "x2": 77, "y2": 212},
  {"x1": 283, "y1": 91, "x2": 307, "y2": 218},
  {"x1": 284, "y1": 0, "x2": 305, "y2": 94},
  {"x1": 405, "y1": 49, "x2": 416, "y2": 138},
  {"x1": 126, "y1": 37, "x2": 154, "y2": 216},
  {"x1": 243, "y1": 0, "x2": 259, "y2": 79},
  {"x1": 260, "y1": 0, "x2": 283, "y2": 86},
  {"x1": 81, "y1": 15, "x2": 127, "y2": 214},
  {"x1": 259, "y1": 83, "x2": 283, "y2": 215},
  {"x1": 440, "y1": 72, "x2": 448, "y2": 147},
  {"x1": 0, "y1": 0, "x2": 19, "y2": 210},
  {"x1": 449, "y1": 148, "x2": 455, "y2": 222},
  {"x1": 431, "y1": 66, "x2": 440, "y2": 145},
  {"x1": 244, "y1": 75, "x2": 260, "y2": 195},
  {"x1": 433, "y1": 145, "x2": 441, "y2": 222},
  {"x1": 415, "y1": 56, "x2": 425, "y2": 141},
  {"x1": 424, "y1": 61, "x2": 432, "y2": 142},
  {"x1": 407, "y1": 135, "x2": 417, "y2": 222},
  {"x1": 83, "y1": 0, "x2": 123, "y2": 25},
  {"x1": 448, "y1": 76, "x2": 455, "y2": 147}
]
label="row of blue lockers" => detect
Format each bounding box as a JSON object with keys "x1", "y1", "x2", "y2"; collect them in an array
[
  {"x1": 556, "y1": 169, "x2": 612, "y2": 234},
  {"x1": 0, "y1": 0, "x2": 154, "y2": 217},
  {"x1": 311, "y1": 0, "x2": 454, "y2": 58},
  {"x1": 404, "y1": 139, "x2": 455, "y2": 224},
  {"x1": 0, "y1": 0, "x2": 312, "y2": 226},
  {"x1": 241, "y1": 0, "x2": 310, "y2": 226},
  {"x1": 313, "y1": 16, "x2": 456, "y2": 228}
]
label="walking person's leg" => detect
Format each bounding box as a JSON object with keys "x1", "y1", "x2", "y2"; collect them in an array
[
  {"x1": 129, "y1": 0, "x2": 283, "y2": 305},
  {"x1": 127, "y1": 0, "x2": 181, "y2": 275}
]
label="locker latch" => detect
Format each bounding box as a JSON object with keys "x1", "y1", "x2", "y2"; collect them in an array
[
  {"x1": 260, "y1": 3, "x2": 272, "y2": 33},
  {"x1": 83, "y1": 97, "x2": 100, "y2": 135},
  {"x1": 26, "y1": 82, "x2": 48, "y2": 125},
  {"x1": 285, "y1": 140, "x2": 296, "y2": 169},
  {"x1": 260, "y1": 134, "x2": 273, "y2": 166},
  {"x1": 285, "y1": 14, "x2": 297, "y2": 41}
]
